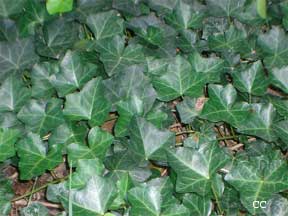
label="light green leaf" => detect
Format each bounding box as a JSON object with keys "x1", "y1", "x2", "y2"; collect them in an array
[
  {"x1": 200, "y1": 84, "x2": 250, "y2": 127},
  {"x1": 256, "y1": 0, "x2": 267, "y2": 19},
  {"x1": 0, "y1": 38, "x2": 39, "y2": 80},
  {"x1": 63, "y1": 78, "x2": 111, "y2": 126},
  {"x1": 17, "y1": 98, "x2": 64, "y2": 136},
  {"x1": 51, "y1": 50, "x2": 98, "y2": 96},
  {"x1": 0, "y1": 75, "x2": 31, "y2": 113},
  {"x1": 96, "y1": 35, "x2": 144, "y2": 76},
  {"x1": 232, "y1": 61, "x2": 269, "y2": 96},
  {"x1": 0, "y1": 128, "x2": 20, "y2": 161},
  {"x1": 167, "y1": 142, "x2": 230, "y2": 195},
  {"x1": 86, "y1": 10, "x2": 124, "y2": 40},
  {"x1": 16, "y1": 132, "x2": 62, "y2": 180},
  {"x1": 128, "y1": 117, "x2": 174, "y2": 161},
  {"x1": 225, "y1": 152, "x2": 288, "y2": 214},
  {"x1": 67, "y1": 126, "x2": 113, "y2": 162},
  {"x1": 237, "y1": 103, "x2": 277, "y2": 142},
  {"x1": 46, "y1": 0, "x2": 73, "y2": 15}
]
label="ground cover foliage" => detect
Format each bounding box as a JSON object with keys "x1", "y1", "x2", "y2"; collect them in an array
[{"x1": 1, "y1": 0, "x2": 288, "y2": 215}]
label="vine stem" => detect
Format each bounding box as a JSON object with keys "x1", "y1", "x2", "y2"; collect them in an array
[
  {"x1": 211, "y1": 184, "x2": 224, "y2": 215},
  {"x1": 11, "y1": 176, "x2": 68, "y2": 202}
]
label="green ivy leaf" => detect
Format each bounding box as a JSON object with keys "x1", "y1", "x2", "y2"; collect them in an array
[
  {"x1": 128, "y1": 117, "x2": 174, "y2": 161},
  {"x1": 0, "y1": 75, "x2": 31, "y2": 113},
  {"x1": 95, "y1": 35, "x2": 144, "y2": 76},
  {"x1": 0, "y1": 0, "x2": 25, "y2": 18},
  {"x1": 20, "y1": 202, "x2": 50, "y2": 216},
  {"x1": 237, "y1": 103, "x2": 277, "y2": 142},
  {"x1": 67, "y1": 126, "x2": 113, "y2": 162},
  {"x1": 0, "y1": 175, "x2": 13, "y2": 215},
  {"x1": 0, "y1": 38, "x2": 39, "y2": 80},
  {"x1": 182, "y1": 193, "x2": 212, "y2": 216},
  {"x1": 63, "y1": 78, "x2": 111, "y2": 126},
  {"x1": 48, "y1": 176, "x2": 117, "y2": 215},
  {"x1": 257, "y1": 26, "x2": 288, "y2": 69},
  {"x1": 31, "y1": 62, "x2": 58, "y2": 99},
  {"x1": 51, "y1": 50, "x2": 98, "y2": 96},
  {"x1": 225, "y1": 152, "x2": 288, "y2": 214},
  {"x1": 200, "y1": 84, "x2": 250, "y2": 127},
  {"x1": 128, "y1": 177, "x2": 190, "y2": 216},
  {"x1": 232, "y1": 61, "x2": 269, "y2": 96},
  {"x1": 86, "y1": 10, "x2": 124, "y2": 40},
  {"x1": 270, "y1": 66, "x2": 288, "y2": 94},
  {"x1": 16, "y1": 132, "x2": 62, "y2": 180},
  {"x1": 167, "y1": 142, "x2": 230, "y2": 195},
  {"x1": 0, "y1": 128, "x2": 20, "y2": 161},
  {"x1": 17, "y1": 98, "x2": 64, "y2": 136}
]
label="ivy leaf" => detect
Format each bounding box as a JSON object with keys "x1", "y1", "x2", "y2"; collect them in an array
[
  {"x1": 176, "y1": 97, "x2": 203, "y2": 124},
  {"x1": 67, "y1": 126, "x2": 114, "y2": 162},
  {"x1": 206, "y1": 0, "x2": 246, "y2": 17},
  {"x1": 263, "y1": 195, "x2": 288, "y2": 216},
  {"x1": 200, "y1": 84, "x2": 250, "y2": 127},
  {"x1": 270, "y1": 66, "x2": 288, "y2": 94},
  {"x1": 165, "y1": 0, "x2": 206, "y2": 30},
  {"x1": 18, "y1": 0, "x2": 51, "y2": 36},
  {"x1": 0, "y1": 75, "x2": 31, "y2": 113},
  {"x1": 128, "y1": 177, "x2": 190, "y2": 216},
  {"x1": 152, "y1": 55, "x2": 194, "y2": 101},
  {"x1": 167, "y1": 142, "x2": 230, "y2": 195},
  {"x1": 70, "y1": 159, "x2": 105, "y2": 189},
  {"x1": 35, "y1": 18, "x2": 79, "y2": 58},
  {"x1": 17, "y1": 98, "x2": 64, "y2": 136},
  {"x1": 63, "y1": 78, "x2": 111, "y2": 126},
  {"x1": 0, "y1": 19, "x2": 18, "y2": 41},
  {"x1": 48, "y1": 122, "x2": 88, "y2": 152},
  {"x1": 273, "y1": 120, "x2": 288, "y2": 147},
  {"x1": 96, "y1": 35, "x2": 144, "y2": 76},
  {"x1": 16, "y1": 132, "x2": 62, "y2": 180},
  {"x1": 0, "y1": 175, "x2": 14, "y2": 215},
  {"x1": 51, "y1": 50, "x2": 98, "y2": 96},
  {"x1": 48, "y1": 176, "x2": 117, "y2": 216},
  {"x1": 232, "y1": 61, "x2": 269, "y2": 96},
  {"x1": 0, "y1": 0, "x2": 25, "y2": 17},
  {"x1": 20, "y1": 202, "x2": 50, "y2": 216},
  {"x1": 225, "y1": 152, "x2": 288, "y2": 214},
  {"x1": 237, "y1": 103, "x2": 277, "y2": 142},
  {"x1": 31, "y1": 62, "x2": 58, "y2": 99},
  {"x1": 182, "y1": 193, "x2": 212, "y2": 216},
  {"x1": 0, "y1": 128, "x2": 20, "y2": 162},
  {"x1": 128, "y1": 117, "x2": 174, "y2": 161},
  {"x1": 46, "y1": 0, "x2": 73, "y2": 15},
  {"x1": 208, "y1": 25, "x2": 248, "y2": 55},
  {"x1": 257, "y1": 26, "x2": 288, "y2": 69},
  {"x1": 0, "y1": 38, "x2": 39, "y2": 80},
  {"x1": 86, "y1": 10, "x2": 124, "y2": 40}
]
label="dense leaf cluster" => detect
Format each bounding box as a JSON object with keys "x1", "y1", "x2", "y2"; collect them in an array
[{"x1": 1, "y1": 0, "x2": 288, "y2": 215}]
